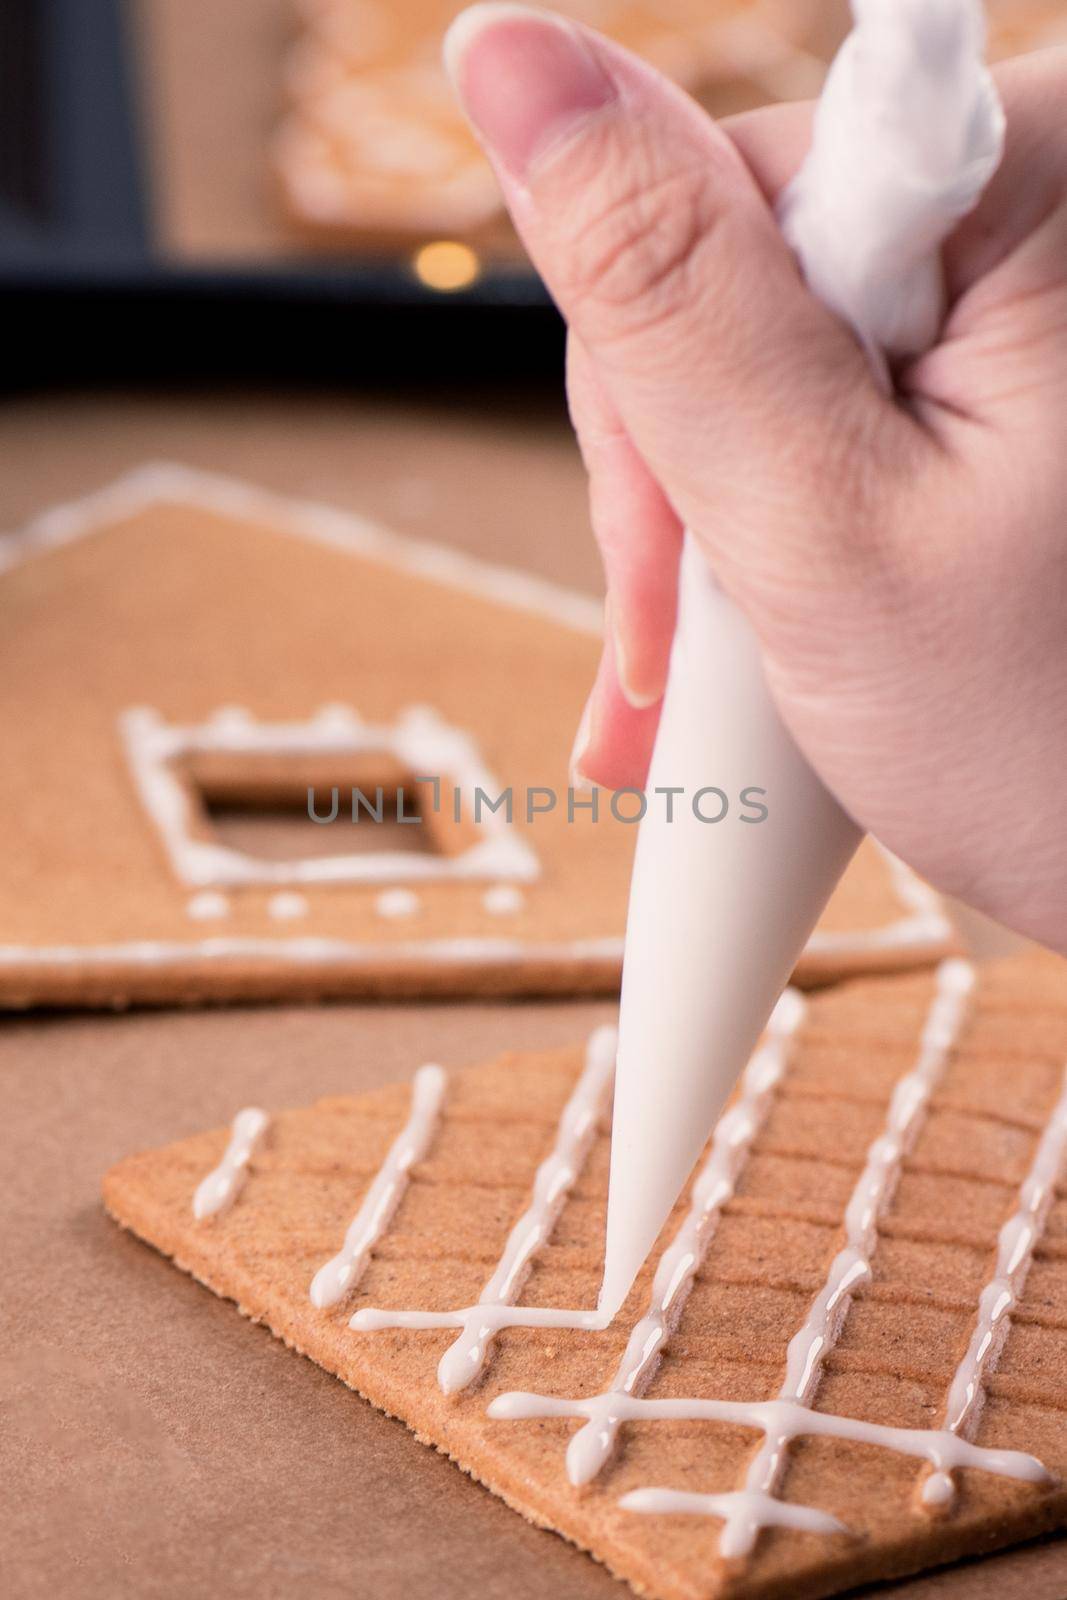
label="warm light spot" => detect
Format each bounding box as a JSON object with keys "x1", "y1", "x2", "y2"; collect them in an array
[{"x1": 412, "y1": 240, "x2": 481, "y2": 292}]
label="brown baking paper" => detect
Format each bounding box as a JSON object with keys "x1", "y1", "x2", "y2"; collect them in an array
[{"x1": 11, "y1": 966, "x2": 1065, "y2": 1598}]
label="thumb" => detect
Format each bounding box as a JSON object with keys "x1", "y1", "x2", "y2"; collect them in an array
[{"x1": 446, "y1": 4, "x2": 908, "y2": 603}]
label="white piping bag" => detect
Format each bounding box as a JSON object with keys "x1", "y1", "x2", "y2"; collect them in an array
[{"x1": 599, "y1": 0, "x2": 1005, "y2": 1321}]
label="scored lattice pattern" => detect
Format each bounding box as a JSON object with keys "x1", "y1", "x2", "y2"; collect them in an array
[
  {"x1": 104, "y1": 953, "x2": 1067, "y2": 1600},
  {"x1": 275, "y1": 0, "x2": 1067, "y2": 238}
]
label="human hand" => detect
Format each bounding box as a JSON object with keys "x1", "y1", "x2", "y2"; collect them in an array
[{"x1": 446, "y1": 5, "x2": 1067, "y2": 953}]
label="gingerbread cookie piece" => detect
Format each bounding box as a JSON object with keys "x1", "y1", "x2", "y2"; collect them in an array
[
  {"x1": 803, "y1": 836, "x2": 956, "y2": 985},
  {"x1": 276, "y1": 0, "x2": 1067, "y2": 240},
  {"x1": 275, "y1": 0, "x2": 721, "y2": 238},
  {"x1": 0, "y1": 463, "x2": 610, "y2": 1006},
  {"x1": 0, "y1": 465, "x2": 954, "y2": 1009},
  {"x1": 104, "y1": 953, "x2": 1067, "y2": 1600}
]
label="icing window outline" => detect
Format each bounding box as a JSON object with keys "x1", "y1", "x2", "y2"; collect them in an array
[{"x1": 120, "y1": 703, "x2": 539, "y2": 890}]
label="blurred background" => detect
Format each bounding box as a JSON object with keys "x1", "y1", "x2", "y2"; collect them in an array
[
  {"x1": 3, "y1": 0, "x2": 1065, "y2": 386},
  {"x1": 1, "y1": 0, "x2": 1065, "y2": 566}
]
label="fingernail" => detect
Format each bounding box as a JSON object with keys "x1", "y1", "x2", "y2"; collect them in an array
[
  {"x1": 610, "y1": 597, "x2": 664, "y2": 711},
  {"x1": 569, "y1": 691, "x2": 595, "y2": 791},
  {"x1": 444, "y1": 3, "x2": 616, "y2": 180}
]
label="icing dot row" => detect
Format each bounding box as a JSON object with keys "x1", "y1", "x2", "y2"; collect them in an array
[{"x1": 187, "y1": 886, "x2": 526, "y2": 922}]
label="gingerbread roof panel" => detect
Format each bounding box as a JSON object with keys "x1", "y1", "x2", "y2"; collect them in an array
[{"x1": 0, "y1": 465, "x2": 954, "y2": 1006}]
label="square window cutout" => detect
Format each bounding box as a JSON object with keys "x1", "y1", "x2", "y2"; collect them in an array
[{"x1": 120, "y1": 705, "x2": 538, "y2": 889}]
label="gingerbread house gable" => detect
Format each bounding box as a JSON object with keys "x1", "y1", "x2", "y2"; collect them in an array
[{"x1": 0, "y1": 464, "x2": 953, "y2": 1007}]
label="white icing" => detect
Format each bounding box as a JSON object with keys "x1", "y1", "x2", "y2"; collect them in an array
[
  {"x1": 310, "y1": 1063, "x2": 447, "y2": 1309},
  {"x1": 804, "y1": 917, "x2": 948, "y2": 957},
  {"x1": 0, "y1": 464, "x2": 955, "y2": 985},
  {"x1": 712, "y1": 957, "x2": 976, "y2": 1558},
  {"x1": 356, "y1": 1304, "x2": 606, "y2": 1334},
  {"x1": 883, "y1": 848, "x2": 951, "y2": 925},
  {"x1": 612, "y1": 1486, "x2": 845, "y2": 1539},
  {"x1": 186, "y1": 891, "x2": 230, "y2": 921},
  {"x1": 376, "y1": 888, "x2": 420, "y2": 919},
  {"x1": 269, "y1": 891, "x2": 309, "y2": 920},
  {"x1": 482, "y1": 884, "x2": 524, "y2": 916},
  {"x1": 192, "y1": 1107, "x2": 269, "y2": 1219},
  {"x1": 209, "y1": 705, "x2": 256, "y2": 733},
  {"x1": 922, "y1": 1063, "x2": 1067, "y2": 1509},
  {"x1": 807, "y1": 847, "x2": 952, "y2": 959},
  {"x1": 183, "y1": 952, "x2": 1056, "y2": 1550},
  {"x1": 488, "y1": 1391, "x2": 1048, "y2": 1499},
  {"x1": 0, "y1": 933, "x2": 625, "y2": 970},
  {"x1": 120, "y1": 703, "x2": 538, "y2": 891},
  {"x1": 488, "y1": 961, "x2": 1051, "y2": 1555},
  {"x1": 809, "y1": 844, "x2": 959, "y2": 953},
  {"x1": 0, "y1": 463, "x2": 605, "y2": 637},
  {"x1": 0, "y1": 855, "x2": 948, "y2": 985},
  {"x1": 539, "y1": 990, "x2": 804, "y2": 1486},
  {"x1": 351, "y1": 1025, "x2": 617, "y2": 1392}
]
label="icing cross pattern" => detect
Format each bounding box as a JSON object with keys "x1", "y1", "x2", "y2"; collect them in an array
[
  {"x1": 489, "y1": 962, "x2": 1052, "y2": 1550},
  {"x1": 192, "y1": 958, "x2": 1062, "y2": 1560},
  {"x1": 351, "y1": 1024, "x2": 617, "y2": 1391}
]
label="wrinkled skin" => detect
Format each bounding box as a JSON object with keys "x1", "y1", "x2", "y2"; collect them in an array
[{"x1": 448, "y1": 6, "x2": 1067, "y2": 953}]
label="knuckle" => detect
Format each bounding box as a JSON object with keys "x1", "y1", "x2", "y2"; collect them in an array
[{"x1": 560, "y1": 156, "x2": 720, "y2": 342}]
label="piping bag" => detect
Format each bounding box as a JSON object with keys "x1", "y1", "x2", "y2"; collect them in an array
[{"x1": 598, "y1": 0, "x2": 1005, "y2": 1322}]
